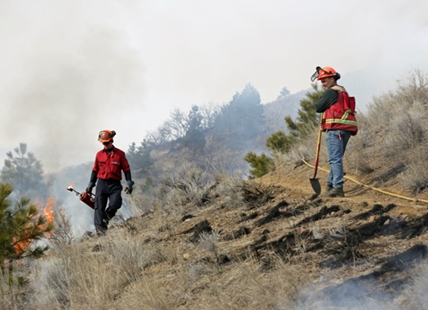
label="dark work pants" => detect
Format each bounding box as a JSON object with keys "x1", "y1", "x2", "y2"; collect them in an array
[{"x1": 94, "y1": 179, "x2": 123, "y2": 232}]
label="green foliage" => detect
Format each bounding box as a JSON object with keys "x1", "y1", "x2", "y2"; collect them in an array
[
  {"x1": 182, "y1": 105, "x2": 206, "y2": 153},
  {"x1": 265, "y1": 83, "x2": 324, "y2": 156},
  {"x1": 244, "y1": 152, "x2": 274, "y2": 179},
  {"x1": 244, "y1": 83, "x2": 324, "y2": 179},
  {"x1": 284, "y1": 83, "x2": 324, "y2": 141},
  {"x1": 0, "y1": 182, "x2": 53, "y2": 268},
  {"x1": 265, "y1": 131, "x2": 297, "y2": 153},
  {"x1": 127, "y1": 140, "x2": 154, "y2": 178},
  {"x1": 213, "y1": 83, "x2": 265, "y2": 150},
  {"x1": 1, "y1": 143, "x2": 46, "y2": 198}
]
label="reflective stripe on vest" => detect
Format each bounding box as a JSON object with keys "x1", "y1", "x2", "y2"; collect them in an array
[
  {"x1": 322, "y1": 85, "x2": 358, "y2": 134},
  {"x1": 324, "y1": 110, "x2": 358, "y2": 126}
]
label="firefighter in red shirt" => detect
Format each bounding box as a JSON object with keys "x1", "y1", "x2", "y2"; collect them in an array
[{"x1": 86, "y1": 130, "x2": 134, "y2": 235}]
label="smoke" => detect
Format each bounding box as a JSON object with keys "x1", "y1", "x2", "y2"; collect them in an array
[
  {"x1": 293, "y1": 246, "x2": 428, "y2": 309},
  {"x1": 0, "y1": 2, "x2": 146, "y2": 235},
  {"x1": 0, "y1": 1, "x2": 145, "y2": 172}
]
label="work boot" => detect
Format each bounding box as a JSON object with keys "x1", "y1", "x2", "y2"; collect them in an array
[
  {"x1": 95, "y1": 226, "x2": 107, "y2": 236},
  {"x1": 323, "y1": 187, "x2": 344, "y2": 198},
  {"x1": 326, "y1": 183, "x2": 333, "y2": 192}
]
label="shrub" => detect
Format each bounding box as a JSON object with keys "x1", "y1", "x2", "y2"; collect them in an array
[{"x1": 244, "y1": 152, "x2": 274, "y2": 179}]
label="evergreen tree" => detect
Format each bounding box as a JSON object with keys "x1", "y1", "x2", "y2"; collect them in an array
[
  {"x1": 1, "y1": 143, "x2": 46, "y2": 199},
  {"x1": 0, "y1": 182, "x2": 53, "y2": 268},
  {"x1": 214, "y1": 83, "x2": 265, "y2": 150},
  {"x1": 244, "y1": 152, "x2": 273, "y2": 179},
  {"x1": 265, "y1": 131, "x2": 296, "y2": 153},
  {"x1": 127, "y1": 141, "x2": 154, "y2": 179},
  {"x1": 182, "y1": 105, "x2": 206, "y2": 154},
  {"x1": 284, "y1": 83, "x2": 324, "y2": 141},
  {"x1": 277, "y1": 86, "x2": 290, "y2": 99}
]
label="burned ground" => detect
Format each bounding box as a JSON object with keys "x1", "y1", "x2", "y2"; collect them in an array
[{"x1": 81, "y1": 163, "x2": 428, "y2": 309}]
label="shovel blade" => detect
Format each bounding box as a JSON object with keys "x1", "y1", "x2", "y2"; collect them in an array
[{"x1": 310, "y1": 178, "x2": 321, "y2": 195}]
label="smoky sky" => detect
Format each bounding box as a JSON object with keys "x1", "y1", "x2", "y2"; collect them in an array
[{"x1": 1, "y1": 0, "x2": 428, "y2": 171}]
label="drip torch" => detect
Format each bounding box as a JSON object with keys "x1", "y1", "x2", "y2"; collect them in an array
[{"x1": 67, "y1": 185, "x2": 95, "y2": 209}]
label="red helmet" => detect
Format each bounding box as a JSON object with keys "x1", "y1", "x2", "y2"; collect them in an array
[
  {"x1": 98, "y1": 130, "x2": 116, "y2": 143},
  {"x1": 311, "y1": 66, "x2": 341, "y2": 82}
]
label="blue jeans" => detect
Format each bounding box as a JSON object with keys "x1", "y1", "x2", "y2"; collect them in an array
[{"x1": 326, "y1": 130, "x2": 351, "y2": 189}]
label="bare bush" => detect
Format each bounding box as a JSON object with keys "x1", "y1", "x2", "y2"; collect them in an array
[
  {"x1": 343, "y1": 70, "x2": 428, "y2": 186},
  {"x1": 390, "y1": 104, "x2": 426, "y2": 150},
  {"x1": 398, "y1": 146, "x2": 428, "y2": 193},
  {"x1": 159, "y1": 161, "x2": 214, "y2": 211},
  {"x1": 49, "y1": 208, "x2": 75, "y2": 246},
  {"x1": 214, "y1": 174, "x2": 245, "y2": 208}
]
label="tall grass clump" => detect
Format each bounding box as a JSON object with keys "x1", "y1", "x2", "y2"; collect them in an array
[{"x1": 28, "y1": 229, "x2": 169, "y2": 310}]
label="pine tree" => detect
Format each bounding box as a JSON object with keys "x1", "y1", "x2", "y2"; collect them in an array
[
  {"x1": 0, "y1": 182, "x2": 53, "y2": 269},
  {"x1": 182, "y1": 105, "x2": 206, "y2": 154},
  {"x1": 244, "y1": 152, "x2": 273, "y2": 179},
  {"x1": 127, "y1": 141, "x2": 154, "y2": 179},
  {"x1": 214, "y1": 83, "x2": 265, "y2": 151},
  {"x1": 1, "y1": 143, "x2": 47, "y2": 199},
  {"x1": 284, "y1": 83, "x2": 324, "y2": 141}
]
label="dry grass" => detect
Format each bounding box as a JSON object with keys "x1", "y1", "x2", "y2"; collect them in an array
[
  {"x1": 3, "y1": 71, "x2": 428, "y2": 310},
  {"x1": 355, "y1": 71, "x2": 428, "y2": 192},
  {"x1": 8, "y1": 196, "x2": 314, "y2": 310},
  {"x1": 28, "y1": 228, "x2": 171, "y2": 310},
  {"x1": 213, "y1": 173, "x2": 246, "y2": 208}
]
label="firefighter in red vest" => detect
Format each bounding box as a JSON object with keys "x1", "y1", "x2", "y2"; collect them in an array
[
  {"x1": 311, "y1": 66, "x2": 358, "y2": 197},
  {"x1": 86, "y1": 130, "x2": 134, "y2": 235}
]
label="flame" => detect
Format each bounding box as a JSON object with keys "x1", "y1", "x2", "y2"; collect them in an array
[
  {"x1": 13, "y1": 197, "x2": 57, "y2": 256},
  {"x1": 42, "y1": 197, "x2": 55, "y2": 238},
  {"x1": 67, "y1": 183, "x2": 74, "y2": 191}
]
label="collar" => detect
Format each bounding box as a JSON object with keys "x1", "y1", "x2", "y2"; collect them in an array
[{"x1": 102, "y1": 145, "x2": 115, "y2": 153}]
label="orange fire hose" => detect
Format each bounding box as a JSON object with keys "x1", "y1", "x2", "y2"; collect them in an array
[{"x1": 301, "y1": 159, "x2": 428, "y2": 204}]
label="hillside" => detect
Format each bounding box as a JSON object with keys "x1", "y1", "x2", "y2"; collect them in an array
[
  {"x1": 4, "y1": 72, "x2": 428, "y2": 309},
  {"x1": 23, "y1": 160, "x2": 428, "y2": 310}
]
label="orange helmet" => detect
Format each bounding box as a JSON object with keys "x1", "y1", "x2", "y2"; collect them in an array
[
  {"x1": 98, "y1": 130, "x2": 116, "y2": 143},
  {"x1": 311, "y1": 66, "x2": 341, "y2": 82}
]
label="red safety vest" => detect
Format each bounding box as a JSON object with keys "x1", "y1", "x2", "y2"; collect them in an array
[{"x1": 322, "y1": 85, "x2": 358, "y2": 135}]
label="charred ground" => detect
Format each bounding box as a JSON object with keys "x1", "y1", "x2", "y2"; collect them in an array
[{"x1": 79, "y1": 162, "x2": 428, "y2": 309}]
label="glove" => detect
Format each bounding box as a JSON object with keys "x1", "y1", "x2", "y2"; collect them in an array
[
  {"x1": 86, "y1": 182, "x2": 95, "y2": 193},
  {"x1": 124, "y1": 180, "x2": 134, "y2": 194}
]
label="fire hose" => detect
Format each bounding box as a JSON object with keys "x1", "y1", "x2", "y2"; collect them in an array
[{"x1": 301, "y1": 159, "x2": 428, "y2": 204}]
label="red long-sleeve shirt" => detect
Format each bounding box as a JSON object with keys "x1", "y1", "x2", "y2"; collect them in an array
[{"x1": 92, "y1": 147, "x2": 130, "y2": 181}]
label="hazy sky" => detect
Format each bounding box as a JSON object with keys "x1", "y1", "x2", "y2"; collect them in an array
[{"x1": 1, "y1": 0, "x2": 428, "y2": 172}]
